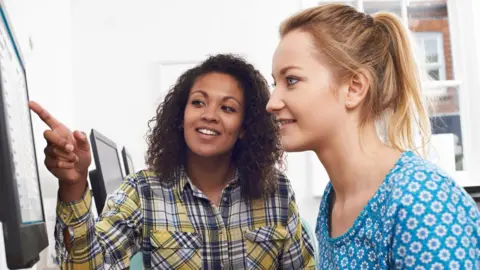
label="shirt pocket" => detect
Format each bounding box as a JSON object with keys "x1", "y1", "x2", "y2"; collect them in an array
[
  {"x1": 244, "y1": 226, "x2": 288, "y2": 270},
  {"x1": 150, "y1": 230, "x2": 202, "y2": 270}
]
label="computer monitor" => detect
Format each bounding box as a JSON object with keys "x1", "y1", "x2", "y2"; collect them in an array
[
  {"x1": 464, "y1": 185, "x2": 480, "y2": 209},
  {"x1": 89, "y1": 129, "x2": 124, "y2": 215},
  {"x1": 0, "y1": 2, "x2": 48, "y2": 269},
  {"x1": 121, "y1": 146, "x2": 135, "y2": 176}
]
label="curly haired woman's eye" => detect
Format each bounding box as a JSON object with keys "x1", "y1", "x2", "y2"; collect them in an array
[
  {"x1": 222, "y1": 106, "x2": 236, "y2": 113},
  {"x1": 191, "y1": 100, "x2": 205, "y2": 106}
]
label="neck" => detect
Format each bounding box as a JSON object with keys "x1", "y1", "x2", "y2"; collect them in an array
[
  {"x1": 314, "y1": 120, "x2": 400, "y2": 201},
  {"x1": 186, "y1": 151, "x2": 235, "y2": 193}
]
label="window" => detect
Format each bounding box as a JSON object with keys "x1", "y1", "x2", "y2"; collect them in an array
[
  {"x1": 301, "y1": 0, "x2": 480, "y2": 193},
  {"x1": 414, "y1": 32, "x2": 446, "y2": 81}
]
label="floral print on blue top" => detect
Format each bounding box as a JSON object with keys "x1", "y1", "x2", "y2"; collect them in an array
[{"x1": 315, "y1": 151, "x2": 480, "y2": 269}]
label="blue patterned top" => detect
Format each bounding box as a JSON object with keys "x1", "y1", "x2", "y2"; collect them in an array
[{"x1": 315, "y1": 151, "x2": 480, "y2": 269}]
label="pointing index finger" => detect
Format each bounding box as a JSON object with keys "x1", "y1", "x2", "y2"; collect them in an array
[{"x1": 29, "y1": 101, "x2": 61, "y2": 129}]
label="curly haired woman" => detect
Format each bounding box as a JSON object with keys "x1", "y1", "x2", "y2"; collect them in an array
[{"x1": 29, "y1": 54, "x2": 316, "y2": 269}]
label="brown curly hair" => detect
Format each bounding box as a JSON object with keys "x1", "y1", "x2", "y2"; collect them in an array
[{"x1": 145, "y1": 54, "x2": 283, "y2": 199}]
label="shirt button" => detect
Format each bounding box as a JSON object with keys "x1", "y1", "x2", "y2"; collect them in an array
[{"x1": 223, "y1": 197, "x2": 228, "y2": 202}]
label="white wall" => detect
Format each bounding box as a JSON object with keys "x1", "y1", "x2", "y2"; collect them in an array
[
  {"x1": 447, "y1": 0, "x2": 480, "y2": 185},
  {"x1": 71, "y1": 0, "x2": 295, "y2": 168},
  {"x1": 0, "y1": 0, "x2": 73, "y2": 269},
  {"x1": 70, "y1": 0, "x2": 324, "y2": 227},
  {"x1": 463, "y1": 0, "x2": 480, "y2": 182}
]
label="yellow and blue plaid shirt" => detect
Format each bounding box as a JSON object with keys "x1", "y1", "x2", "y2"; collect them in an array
[{"x1": 55, "y1": 169, "x2": 316, "y2": 269}]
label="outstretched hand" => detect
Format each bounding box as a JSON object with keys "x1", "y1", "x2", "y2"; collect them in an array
[{"x1": 29, "y1": 101, "x2": 91, "y2": 185}]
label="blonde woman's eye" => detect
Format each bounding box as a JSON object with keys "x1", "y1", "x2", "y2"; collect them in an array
[{"x1": 286, "y1": 76, "x2": 299, "y2": 85}]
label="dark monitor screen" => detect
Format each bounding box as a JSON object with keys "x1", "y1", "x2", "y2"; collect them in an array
[
  {"x1": 464, "y1": 186, "x2": 480, "y2": 202},
  {"x1": 0, "y1": 2, "x2": 48, "y2": 268},
  {"x1": 121, "y1": 147, "x2": 135, "y2": 176},
  {"x1": 89, "y1": 129, "x2": 123, "y2": 214}
]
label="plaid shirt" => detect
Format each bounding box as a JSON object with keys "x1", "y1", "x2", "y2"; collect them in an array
[{"x1": 55, "y1": 170, "x2": 316, "y2": 269}]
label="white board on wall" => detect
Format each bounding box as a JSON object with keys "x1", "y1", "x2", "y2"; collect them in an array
[
  {"x1": 158, "y1": 61, "x2": 199, "y2": 103},
  {"x1": 149, "y1": 61, "x2": 200, "y2": 119}
]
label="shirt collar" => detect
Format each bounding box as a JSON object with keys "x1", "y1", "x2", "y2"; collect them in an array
[{"x1": 177, "y1": 167, "x2": 241, "y2": 197}]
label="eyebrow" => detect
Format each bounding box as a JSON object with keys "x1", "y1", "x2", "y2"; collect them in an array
[
  {"x1": 271, "y1": 65, "x2": 302, "y2": 79},
  {"x1": 190, "y1": 90, "x2": 242, "y2": 105}
]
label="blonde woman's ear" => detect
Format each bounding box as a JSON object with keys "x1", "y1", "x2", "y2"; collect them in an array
[{"x1": 345, "y1": 70, "x2": 370, "y2": 109}]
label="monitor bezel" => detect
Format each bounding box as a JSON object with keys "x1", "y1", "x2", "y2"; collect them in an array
[
  {"x1": 121, "y1": 146, "x2": 135, "y2": 176},
  {"x1": 0, "y1": 1, "x2": 48, "y2": 268}
]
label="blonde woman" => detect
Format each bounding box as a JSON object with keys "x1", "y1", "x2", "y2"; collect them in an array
[{"x1": 267, "y1": 4, "x2": 480, "y2": 269}]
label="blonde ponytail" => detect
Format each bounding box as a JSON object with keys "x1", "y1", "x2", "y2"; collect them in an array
[
  {"x1": 373, "y1": 13, "x2": 431, "y2": 155},
  {"x1": 280, "y1": 5, "x2": 431, "y2": 155}
]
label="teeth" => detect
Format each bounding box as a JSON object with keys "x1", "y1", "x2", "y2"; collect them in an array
[
  {"x1": 197, "y1": 128, "x2": 219, "y2": 136},
  {"x1": 279, "y1": 120, "x2": 295, "y2": 125}
]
